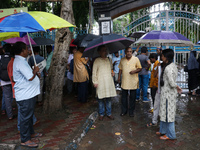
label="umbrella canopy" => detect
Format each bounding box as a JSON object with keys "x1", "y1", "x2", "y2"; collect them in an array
[
  {"x1": 73, "y1": 34, "x2": 100, "y2": 48},
  {"x1": 0, "y1": 32, "x2": 21, "y2": 41},
  {"x1": 33, "y1": 37, "x2": 54, "y2": 46},
  {"x1": 4, "y1": 35, "x2": 36, "y2": 45},
  {"x1": 0, "y1": 11, "x2": 75, "y2": 33},
  {"x1": 197, "y1": 41, "x2": 200, "y2": 44},
  {"x1": 83, "y1": 34, "x2": 134, "y2": 58},
  {"x1": 135, "y1": 30, "x2": 194, "y2": 46},
  {"x1": 0, "y1": 11, "x2": 75, "y2": 65},
  {"x1": 128, "y1": 31, "x2": 145, "y2": 38}
]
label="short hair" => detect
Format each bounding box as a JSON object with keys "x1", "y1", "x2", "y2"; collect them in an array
[
  {"x1": 97, "y1": 45, "x2": 106, "y2": 52},
  {"x1": 149, "y1": 53, "x2": 158, "y2": 60},
  {"x1": 125, "y1": 47, "x2": 132, "y2": 52},
  {"x1": 33, "y1": 46, "x2": 40, "y2": 53},
  {"x1": 141, "y1": 46, "x2": 148, "y2": 53},
  {"x1": 3, "y1": 43, "x2": 12, "y2": 53},
  {"x1": 13, "y1": 42, "x2": 26, "y2": 55}
]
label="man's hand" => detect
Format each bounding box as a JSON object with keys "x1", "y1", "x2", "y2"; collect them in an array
[
  {"x1": 33, "y1": 66, "x2": 39, "y2": 74},
  {"x1": 129, "y1": 70, "x2": 135, "y2": 75},
  {"x1": 94, "y1": 84, "x2": 98, "y2": 88},
  {"x1": 177, "y1": 86, "x2": 182, "y2": 94},
  {"x1": 118, "y1": 78, "x2": 121, "y2": 83}
]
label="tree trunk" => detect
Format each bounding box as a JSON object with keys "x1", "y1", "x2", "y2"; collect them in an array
[{"x1": 43, "y1": 0, "x2": 75, "y2": 113}]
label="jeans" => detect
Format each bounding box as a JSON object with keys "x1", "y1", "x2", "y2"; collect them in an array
[
  {"x1": 159, "y1": 99, "x2": 176, "y2": 139},
  {"x1": 97, "y1": 97, "x2": 112, "y2": 116},
  {"x1": 67, "y1": 79, "x2": 73, "y2": 94},
  {"x1": 159, "y1": 121, "x2": 176, "y2": 139},
  {"x1": 121, "y1": 89, "x2": 136, "y2": 115},
  {"x1": 17, "y1": 103, "x2": 37, "y2": 131},
  {"x1": 1, "y1": 91, "x2": 5, "y2": 111},
  {"x1": 136, "y1": 75, "x2": 149, "y2": 101},
  {"x1": 17, "y1": 97, "x2": 36, "y2": 143},
  {"x1": 3, "y1": 85, "x2": 13, "y2": 118}
]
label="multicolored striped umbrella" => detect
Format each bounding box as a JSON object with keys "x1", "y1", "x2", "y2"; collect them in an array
[{"x1": 0, "y1": 11, "x2": 75, "y2": 64}]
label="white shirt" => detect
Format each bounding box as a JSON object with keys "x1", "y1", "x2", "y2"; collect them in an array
[{"x1": 13, "y1": 55, "x2": 40, "y2": 101}]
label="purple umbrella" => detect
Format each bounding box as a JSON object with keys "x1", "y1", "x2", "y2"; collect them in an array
[
  {"x1": 4, "y1": 35, "x2": 36, "y2": 45},
  {"x1": 135, "y1": 30, "x2": 194, "y2": 46}
]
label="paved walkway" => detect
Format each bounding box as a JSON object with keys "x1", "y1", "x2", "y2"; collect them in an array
[
  {"x1": 78, "y1": 93, "x2": 200, "y2": 150},
  {"x1": 0, "y1": 92, "x2": 200, "y2": 150},
  {"x1": 0, "y1": 94, "x2": 97, "y2": 150}
]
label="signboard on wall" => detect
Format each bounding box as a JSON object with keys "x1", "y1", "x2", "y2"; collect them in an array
[
  {"x1": 93, "y1": 0, "x2": 111, "y2": 3},
  {"x1": 0, "y1": 7, "x2": 28, "y2": 18}
]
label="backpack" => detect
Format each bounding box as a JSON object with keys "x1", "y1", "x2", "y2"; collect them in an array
[
  {"x1": 0, "y1": 53, "x2": 11, "y2": 81},
  {"x1": 70, "y1": 59, "x2": 74, "y2": 74}
]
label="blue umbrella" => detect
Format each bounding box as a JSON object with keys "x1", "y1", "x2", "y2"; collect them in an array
[
  {"x1": 83, "y1": 34, "x2": 134, "y2": 58},
  {"x1": 135, "y1": 30, "x2": 194, "y2": 46},
  {"x1": 197, "y1": 41, "x2": 200, "y2": 44}
]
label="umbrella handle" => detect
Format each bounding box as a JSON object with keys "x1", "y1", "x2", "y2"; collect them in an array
[{"x1": 27, "y1": 33, "x2": 37, "y2": 66}]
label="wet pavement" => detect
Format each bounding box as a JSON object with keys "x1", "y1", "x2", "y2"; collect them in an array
[
  {"x1": 78, "y1": 91, "x2": 200, "y2": 150},
  {"x1": 0, "y1": 90, "x2": 200, "y2": 150}
]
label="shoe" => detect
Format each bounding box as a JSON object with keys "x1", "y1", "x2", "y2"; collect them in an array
[
  {"x1": 136, "y1": 99, "x2": 139, "y2": 102},
  {"x1": 107, "y1": 115, "x2": 114, "y2": 120},
  {"x1": 146, "y1": 122, "x2": 157, "y2": 127},
  {"x1": 8, "y1": 115, "x2": 17, "y2": 120},
  {"x1": 99, "y1": 116, "x2": 104, "y2": 121},
  {"x1": 120, "y1": 112, "x2": 127, "y2": 116}
]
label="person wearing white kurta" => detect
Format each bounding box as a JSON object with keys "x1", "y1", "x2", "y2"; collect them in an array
[
  {"x1": 158, "y1": 49, "x2": 182, "y2": 140},
  {"x1": 92, "y1": 45, "x2": 117, "y2": 121}
]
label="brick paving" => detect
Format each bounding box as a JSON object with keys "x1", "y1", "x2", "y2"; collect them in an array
[{"x1": 0, "y1": 94, "x2": 97, "y2": 150}]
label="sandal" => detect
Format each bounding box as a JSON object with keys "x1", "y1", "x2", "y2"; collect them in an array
[
  {"x1": 156, "y1": 132, "x2": 165, "y2": 136},
  {"x1": 146, "y1": 122, "x2": 157, "y2": 127},
  {"x1": 21, "y1": 141, "x2": 38, "y2": 148},
  {"x1": 160, "y1": 135, "x2": 170, "y2": 140},
  {"x1": 31, "y1": 133, "x2": 43, "y2": 138}
]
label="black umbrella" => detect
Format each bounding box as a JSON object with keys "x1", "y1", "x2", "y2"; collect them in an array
[
  {"x1": 83, "y1": 34, "x2": 134, "y2": 58},
  {"x1": 33, "y1": 37, "x2": 54, "y2": 46},
  {"x1": 128, "y1": 31, "x2": 145, "y2": 39},
  {"x1": 72, "y1": 34, "x2": 100, "y2": 48}
]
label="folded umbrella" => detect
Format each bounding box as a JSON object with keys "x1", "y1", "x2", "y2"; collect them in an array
[
  {"x1": 4, "y1": 35, "x2": 36, "y2": 45},
  {"x1": 83, "y1": 34, "x2": 134, "y2": 58},
  {"x1": 33, "y1": 37, "x2": 54, "y2": 46}
]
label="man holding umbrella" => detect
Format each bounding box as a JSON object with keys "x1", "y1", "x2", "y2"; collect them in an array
[
  {"x1": 13, "y1": 42, "x2": 42, "y2": 148},
  {"x1": 92, "y1": 45, "x2": 116, "y2": 120},
  {"x1": 118, "y1": 47, "x2": 142, "y2": 117}
]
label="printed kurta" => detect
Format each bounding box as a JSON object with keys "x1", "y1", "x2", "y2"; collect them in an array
[
  {"x1": 159, "y1": 63, "x2": 178, "y2": 122},
  {"x1": 92, "y1": 58, "x2": 117, "y2": 99},
  {"x1": 118, "y1": 56, "x2": 142, "y2": 90}
]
